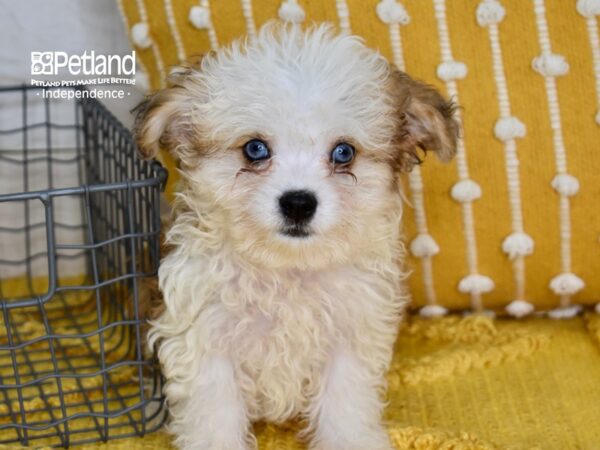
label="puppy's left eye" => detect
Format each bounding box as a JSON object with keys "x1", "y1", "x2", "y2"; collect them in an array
[
  {"x1": 243, "y1": 139, "x2": 271, "y2": 162},
  {"x1": 330, "y1": 143, "x2": 355, "y2": 165}
]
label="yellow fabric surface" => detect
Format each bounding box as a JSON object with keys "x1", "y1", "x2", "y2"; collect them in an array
[
  {"x1": 4, "y1": 313, "x2": 600, "y2": 449},
  {"x1": 117, "y1": 0, "x2": 600, "y2": 313}
]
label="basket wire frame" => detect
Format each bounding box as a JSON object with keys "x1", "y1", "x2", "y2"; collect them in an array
[{"x1": 0, "y1": 86, "x2": 167, "y2": 447}]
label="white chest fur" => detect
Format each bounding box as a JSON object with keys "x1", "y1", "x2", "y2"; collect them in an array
[
  {"x1": 220, "y1": 269, "x2": 341, "y2": 422},
  {"x1": 153, "y1": 248, "x2": 405, "y2": 424}
]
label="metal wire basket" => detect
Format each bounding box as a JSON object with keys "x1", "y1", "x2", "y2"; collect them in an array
[{"x1": 0, "y1": 86, "x2": 167, "y2": 447}]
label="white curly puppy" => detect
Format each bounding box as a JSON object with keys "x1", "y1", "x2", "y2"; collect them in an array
[{"x1": 135, "y1": 23, "x2": 457, "y2": 450}]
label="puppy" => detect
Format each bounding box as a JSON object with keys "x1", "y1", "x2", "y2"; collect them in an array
[{"x1": 134, "y1": 23, "x2": 457, "y2": 450}]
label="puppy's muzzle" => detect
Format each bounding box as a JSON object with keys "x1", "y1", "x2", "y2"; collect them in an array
[{"x1": 279, "y1": 190, "x2": 317, "y2": 237}]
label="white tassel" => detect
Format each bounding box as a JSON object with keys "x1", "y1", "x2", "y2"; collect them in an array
[
  {"x1": 548, "y1": 305, "x2": 582, "y2": 319},
  {"x1": 502, "y1": 232, "x2": 534, "y2": 259},
  {"x1": 551, "y1": 173, "x2": 580, "y2": 196},
  {"x1": 165, "y1": 0, "x2": 186, "y2": 62},
  {"x1": 549, "y1": 273, "x2": 585, "y2": 295},
  {"x1": 189, "y1": 6, "x2": 211, "y2": 29},
  {"x1": 436, "y1": 60, "x2": 468, "y2": 81},
  {"x1": 131, "y1": 22, "x2": 152, "y2": 49},
  {"x1": 505, "y1": 300, "x2": 535, "y2": 318},
  {"x1": 458, "y1": 274, "x2": 495, "y2": 295},
  {"x1": 376, "y1": 0, "x2": 410, "y2": 25},
  {"x1": 577, "y1": 0, "x2": 600, "y2": 17},
  {"x1": 476, "y1": 0, "x2": 505, "y2": 26},
  {"x1": 336, "y1": 0, "x2": 351, "y2": 34},
  {"x1": 278, "y1": 0, "x2": 305, "y2": 23},
  {"x1": 419, "y1": 304, "x2": 448, "y2": 318},
  {"x1": 419, "y1": 305, "x2": 448, "y2": 318},
  {"x1": 494, "y1": 116, "x2": 526, "y2": 141},
  {"x1": 409, "y1": 234, "x2": 440, "y2": 258},
  {"x1": 450, "y1": 179, "x2": 482, "y2": 202},
  {"x1": 532, "y1": 54, "x2": 570, "y2": 77}
]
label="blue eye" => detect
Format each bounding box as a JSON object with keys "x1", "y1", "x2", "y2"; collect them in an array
[
  {"x1": 331, "y1": 142, "x2": 355, "y2": 164},
  {"x1": 243, "y1": 139, "x2": 270, "y2": 162}
]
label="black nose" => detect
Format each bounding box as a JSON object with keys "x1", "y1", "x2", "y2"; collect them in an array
[{"x1": 279, "y1": 190, "x2": 318, "y2": 223}]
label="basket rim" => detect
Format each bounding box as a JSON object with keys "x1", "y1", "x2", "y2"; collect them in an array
[{"x1": 0, "y1": 169, "x2": 167, "y2": 203}]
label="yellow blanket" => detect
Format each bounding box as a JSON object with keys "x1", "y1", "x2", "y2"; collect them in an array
[{"x1": 4, "y1": 314, "x2": 599, "y2": 449}]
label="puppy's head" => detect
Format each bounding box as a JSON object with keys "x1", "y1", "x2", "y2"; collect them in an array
[{"x1": 135, "y1": 24, "x2": 458, "y2": 269}]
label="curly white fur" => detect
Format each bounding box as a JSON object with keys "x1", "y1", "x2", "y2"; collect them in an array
[{"x1": 137, "y1": 24, "x2": 456, "y2": 450}]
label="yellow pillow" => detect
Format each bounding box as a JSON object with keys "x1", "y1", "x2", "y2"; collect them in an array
[{"x1": 117, "y1": 0, "x2": 600, "y2": 316}]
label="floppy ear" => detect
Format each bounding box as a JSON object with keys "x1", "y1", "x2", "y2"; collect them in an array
[
  {"x1": 388, "y1": 68, "x2": 459, "y2": 171},
  {"x1": 132, "y1": 69, "x2": 200, "y2": 161}
]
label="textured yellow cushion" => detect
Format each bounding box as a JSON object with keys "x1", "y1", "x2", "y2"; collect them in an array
[
  {"x1": 8, "y1": 313, "x2": 600, "y2": 448},
  {"x1": 116, "y1": 0, "x2": 600, "y2": 314}
]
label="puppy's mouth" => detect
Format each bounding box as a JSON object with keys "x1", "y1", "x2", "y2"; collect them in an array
[{"x1": 280, "y1": 224, "x2": 312, "y2": 238}]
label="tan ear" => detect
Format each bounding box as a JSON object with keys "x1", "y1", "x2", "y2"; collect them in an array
[
  {"x1": 388, "y1": 68, "x2": 459, "y2": 171},
  {"x1": 132, "y1": 68, "x2": 200, "y2": 160}
]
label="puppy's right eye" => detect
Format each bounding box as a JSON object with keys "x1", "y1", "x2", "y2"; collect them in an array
[{"x1": 243, "y1": 139, "x2": 270, "y2": 162}]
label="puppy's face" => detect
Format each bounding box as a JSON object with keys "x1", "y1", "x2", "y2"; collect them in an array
[{"x1": 135, "y1": 25, "x2": 458, "y2": 269}]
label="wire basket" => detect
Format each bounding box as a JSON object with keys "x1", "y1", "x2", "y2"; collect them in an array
[{"x1": 0, "y1": 86, "x2": 167, "y2": 447}]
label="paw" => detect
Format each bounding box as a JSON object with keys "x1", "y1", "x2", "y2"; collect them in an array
[
  {"x1": 310, "y1": 425, "x2": 393, "y2": 450},
  {"x1": 178, "y1": 437, "x2": 251, "y2": 450},
  {"x1": 175, "y1": 430, "x2": 254, "y2": 450}
]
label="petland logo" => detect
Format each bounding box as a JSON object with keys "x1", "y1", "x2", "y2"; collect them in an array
[
  {"x1": 31, "y1": 51, "x2": 136, "y2": 76},
  {"x1": 30, "y1": 51, "x2": 137, "y2": 99}
]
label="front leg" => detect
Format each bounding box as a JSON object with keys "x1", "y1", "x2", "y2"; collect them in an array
[
  {"x1": 165, "y1": 354, "x2": 253, "y2": 450},
  {"x1": 306, "y1": 348, "x2": 394, "y2": 450}
]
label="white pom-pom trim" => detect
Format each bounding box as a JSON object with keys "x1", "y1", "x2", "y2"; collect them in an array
[
  {"x1": 505, "y1": 300, "x2": 535, "y2": 318},
  {"x1": 189, "y1": 6, "x2": 211, "y2": 29},
  {"x1": 410, "y1": 234, "x2": 440, "y2": 258},
  {"x1": 548, "y1": 305, "x2": 582, "y2": 319},
  {"x1": 476, "y1": 0, "x2": 506, "y2": 26},
  {"x1": 436, "y1": 61, "x2": 468, "y2": 81},
  {"x1": 419, "y1": 304, "x2": 448, "y2": 318},
  {"x1": 532, "y1": 54, "x2": 570, "y2": 77},
  {"x1": 131, "y1": 22, "x2": 152, "y2": 49},
  {"x1": 577, "y1": 0, "x2": 600, "y2": 17},
  {"x1": 278, "y1": 0, "x2": 305, "y2": 23},
  {"x1": 451, "y1": 179, "x2": 482, "y2": 202},
  {"x1": 502, "y1": 232, "x2": 534, "y2": 259},
  {"x1": 376, "y1": 0, "x2": 410, "y2": 25},
  {"x1": 549, "y1": 273, "x2": 585, "y2": 295},
  {"x1": 458, "y1": 274, "x2": 495, "y2": 295},
  {"x1": 551, "y1": 173, "x2": 580, "y2": 196},
  {"x1": 494, "y1": 116, "x2": 526, "y2": 141}
]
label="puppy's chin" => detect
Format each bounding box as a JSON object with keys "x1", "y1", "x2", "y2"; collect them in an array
[
  {"x1": 279, "y1": 224, "x2": 312, "y2": 239},
  {"x1": 230, "y1": 226, "x2": 351, "y2": 270}
]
